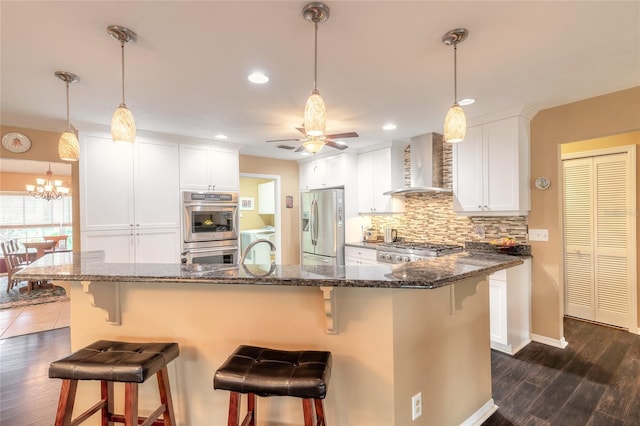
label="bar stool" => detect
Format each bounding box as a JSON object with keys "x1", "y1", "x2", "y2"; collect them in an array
[
  {"x1": 214, "y1": 345, "x2": 332, "y2": 426},
  {"x1": 49, "y1": 340, "x2": 179, "y2": 426}
]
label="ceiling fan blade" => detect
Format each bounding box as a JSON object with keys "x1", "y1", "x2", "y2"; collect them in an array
[
  {"x1": 326, "y1": 131, "x2": 359, "y2": 139},
  {"x1": 295, "y1": 127, "x2": 306, "y2": 135},
  {"x1": 266, "y1": 138, "x2": 301, "y2": 143},
  {"x1": 294, "y1": 145, "x2": 307, "y2": 153},
  {"x1": 325, "y1": 140, "x2": 348, "y2": 150}
]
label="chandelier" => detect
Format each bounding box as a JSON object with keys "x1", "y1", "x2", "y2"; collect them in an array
[{"x1": 25, "y1": 163, "x2": 70, "y2": 201}]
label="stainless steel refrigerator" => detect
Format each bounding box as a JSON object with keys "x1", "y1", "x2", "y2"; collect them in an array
[{"x1": 301, "y1": 188, "x2": 345, "y2": 266}]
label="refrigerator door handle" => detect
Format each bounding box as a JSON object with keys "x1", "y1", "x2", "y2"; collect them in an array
[
  {"x1": 311, "y1": 198, "x2": 319, "y2": 246},
  {"x1": 303, "y1": 254, "x2": 329, "y2": 263}
]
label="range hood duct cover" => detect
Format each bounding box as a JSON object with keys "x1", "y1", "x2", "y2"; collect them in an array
[{"x1": 384, "y1": 132, "x2": 451, "y2": 195}]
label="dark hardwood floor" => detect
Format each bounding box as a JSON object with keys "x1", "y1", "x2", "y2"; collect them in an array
[
  {"x1": 485, "y1": 317, "x2": 640, "y2": 425},
  {"x1": 0, "y1": 327, "x2": 70, "y2": 426},
  {"x1": 0, "y1": 318, "x2": 638, "y2": 425}
]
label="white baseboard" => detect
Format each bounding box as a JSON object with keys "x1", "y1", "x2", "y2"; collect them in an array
[
  {"x1": 460, "y1": 398, "x2": 498, "y2": 426},
  {"x1": 531, "y1": 333, "x2": 569, "y2": 349},
  {"x1": 491, "y1": 339, "x2": 531, "y2": 355},
  {"x1": 630, "y1": 327, "x2": 640, "y2": 335}
]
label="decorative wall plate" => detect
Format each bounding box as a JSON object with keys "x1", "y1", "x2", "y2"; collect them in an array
[
  {"x1": 2, "y1": 132, "x2": 31, "y2": 153},
  {"x1": 534, "y1": 176, "x2": 551, "y2": 190}
]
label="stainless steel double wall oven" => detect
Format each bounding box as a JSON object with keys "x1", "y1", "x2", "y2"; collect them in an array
[{"x1": 181, "y1": 191, "x2": 239, "y2": 265}]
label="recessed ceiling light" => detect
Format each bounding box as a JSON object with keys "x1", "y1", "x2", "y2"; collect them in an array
[
  {"x1": 382, "y1": 123, "x2": 397, "y2": 130},
  {"x1": 458, "y1": 98, "x2": 476, "y2": 106},
  {"x1": 248, "y1": 72, "x2": 269, "y2": 84},
  {"x1": 215, "y1": 134, "x2": 228, "y2": 140}
]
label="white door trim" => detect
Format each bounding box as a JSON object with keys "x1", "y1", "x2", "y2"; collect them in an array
[{"x1": 239, "y1": 173, "x2": 282, "y2": 264}]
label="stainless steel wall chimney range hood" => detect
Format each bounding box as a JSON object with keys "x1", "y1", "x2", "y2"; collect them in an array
[{"x1": 384, "y1": 132, "x2": 451, "y2": 195}]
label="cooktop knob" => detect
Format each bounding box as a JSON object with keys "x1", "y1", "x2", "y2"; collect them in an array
[
  {"x1": 378, "y1": 253, "x2": 385, "y2": 259},
  {"x1": 396, "y1": 255, "x2": 403, "y2": 261},
  {"x1": 385, "y1": 254, "x2": 392, "y2": 260},
  {"x1": 403, "y1": 256, "x2": 411, "y2": 262}
]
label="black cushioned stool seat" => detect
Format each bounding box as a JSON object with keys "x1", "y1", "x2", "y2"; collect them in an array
[
  {"x1": 214, "y1": 345, "x2": 332, "y2": 426},
  {"x1": 49, "y1": 340, "x2": 179, "y2": 426}
]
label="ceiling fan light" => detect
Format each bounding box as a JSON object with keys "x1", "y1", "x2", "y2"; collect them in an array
[
  {"x1": 303, "y1": 137, "x2": 325, "y2": 153},
  {"x1": 304, "y1": 92, "x2": 326, "y2": 137},
  {"x1": 111, "y1": 105, "x2": 136, "y2": 143},
  {"x1": 58, "y1": 130, "x2": 80, "y2": 161},
  {"x1": 444, "y1": 103, "x2": 466, "y2": 143}
]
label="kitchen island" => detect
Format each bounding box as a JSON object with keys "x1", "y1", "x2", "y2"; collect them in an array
[{"x1": 17, "y1": 251, "x2": 522, "y2": 426}]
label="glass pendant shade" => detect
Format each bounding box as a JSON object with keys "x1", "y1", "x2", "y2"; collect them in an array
[
  {"x1": 303, "y1": 137, "x2": 325, "y2": 153},
  {"x1": 111, "y1": 105, "x2": 136, "y2": 143},
  {"x1": 304, "y1": 91, "x2": 326, "y2": 137},
  {"x1": 444, "y1": 103, "x2": 466, "y2": 143},
  {"x1": 58, "y1": 130, "x2": 80, "y2": 161}
]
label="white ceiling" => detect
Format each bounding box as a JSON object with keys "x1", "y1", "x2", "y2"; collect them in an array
[
  {"x1": 0, "y1": 159, "x2": 71, "y2": 176},
  {"x1": 1, "y1": 1, "x2": 638, "y2": 161}
]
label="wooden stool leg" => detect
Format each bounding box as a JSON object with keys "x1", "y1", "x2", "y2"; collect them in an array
[
  {"x1": 100, "y1": 381, "x2": 114, "y2": 426},
  {"x1": 302, "y1": 399, "x2": 314, "y2": 426},
  {"x1": 314, "y1": 399, "x2": 326, "y2": 426},
  {"x1": 55, "y1": 379, "x2": 78, "y2": 426},
  {"x1": 124, "y1": 382, "x2": 139, "y2": 426},
  {"x1": 156, "y1": 367, "x2": 176, "y2": 425},
  {"x1": 247, "y1": 393, "x2": 256, "y2": 426},
  {"x1": 228, "y1": 392, "x2": 240, "y2": 426}
]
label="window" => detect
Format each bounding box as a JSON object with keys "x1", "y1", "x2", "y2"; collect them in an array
[{"x1": 0, "y1": 192, "x2": 73, "y2": 249}]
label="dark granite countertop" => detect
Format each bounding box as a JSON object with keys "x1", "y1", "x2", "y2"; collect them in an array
[
  {"x1": 15, "y1": 250, "x2": 523, "y2": 290},
  {"x1": 465, "y1": 241, "x2": 532, "y2": 257}
]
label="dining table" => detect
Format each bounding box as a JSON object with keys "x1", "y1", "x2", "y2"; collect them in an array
[{"x1": 23, "y1": 240, "x2": 58, "y2": 261}]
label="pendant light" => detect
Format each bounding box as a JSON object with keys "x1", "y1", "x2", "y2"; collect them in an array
[
  {"x1": 302, "y1": 2, "x2": 330, "y2": 140},
  {"x1": 55, "y1": 71, "x2": 80, "y2": 161},
  {"x1": 108, "y1": 25, "x2": 137, "y2": 143},
  {"x1": 442, "y1": 28, "x2": 468, "y2": 143}
]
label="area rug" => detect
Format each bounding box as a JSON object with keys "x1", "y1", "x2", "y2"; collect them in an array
[{"x1": 0, "y1": 277, "x2": 69, "y2": 310}]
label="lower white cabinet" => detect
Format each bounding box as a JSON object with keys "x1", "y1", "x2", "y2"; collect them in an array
[
  {"x1": 81, "y1": 228, "x2": 180, "y2": 264},
  {"x1": 489, "y1": 258, "x2": 531, "y2": 355},
  {"x1": 345, "y1": 246, "x2": 378, "y2": 265}
]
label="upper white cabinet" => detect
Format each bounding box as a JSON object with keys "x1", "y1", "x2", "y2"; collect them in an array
[
  {"x1": 453, "y1": 112, "x2": 533, "y2": 216},
  {"x1": 179, "y1": 144, "x2": 239, "y2": 191},
  {"x1": 81, "y1": 135, "x2": 180, "y2": 231},
  {"x1": 80, "y1": 135, "x2": 181, "y2": 263},
  {"x1": 299, "y1": 154, "x2": 356, "y2": 190},
  {"x1": 357, "y1": 146, "x2": 405, "y2": 214},
  {"x1": 258, "y1": 181, "x2": 275, "y2": 214}
]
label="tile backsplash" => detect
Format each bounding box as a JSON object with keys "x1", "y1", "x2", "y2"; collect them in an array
[{"x1": 369, "y1": 142, "x2": 527, "y2": 244}]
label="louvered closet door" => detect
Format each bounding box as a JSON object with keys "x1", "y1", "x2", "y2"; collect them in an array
[
  {"x1": 563, "y1": 153, "x2": 631, "y2": 329},
  {"x1": 563, "y1": 158, "x2": 595, "y2": 320},
  {"x1": 594, "y1": 153, "x2": 630, "y2": 328}
]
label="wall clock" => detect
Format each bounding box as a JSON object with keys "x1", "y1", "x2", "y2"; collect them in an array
[
  {"x1": 534, "y1": 176, "x2": 551, "y2": 190},
  {"x1": 2, "y1": 132, "x2": 31, "y2": 153}
]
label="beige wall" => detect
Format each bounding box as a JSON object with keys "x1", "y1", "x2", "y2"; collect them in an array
[
  {"x1": 529, "y1": 86, "x2": 640, "y2": 340},
  {"x1": 239, "y1": 155, "x2": 300, "y2": 264},
  {"x1": 0, "y1": 125, "x2": 80, "y2": 249}
]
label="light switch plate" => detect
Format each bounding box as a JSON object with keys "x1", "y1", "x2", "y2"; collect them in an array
[{"x1": 529, "y1": 228, "x2": 549, "y2": 241}]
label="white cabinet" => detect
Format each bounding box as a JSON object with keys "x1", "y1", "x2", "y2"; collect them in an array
[
  {"x1": 453, "y1": 115, "x2": 531, "y2": 216},
  {"x1": 81, "y1": 228, "x2": 180, "y2": 263},
  {"x1": 345, "y1": 246, "x2": 378, "y2": 265},
  {"x1": 80, "y1": 135, "x2": 181, "y2": 263},
  {"x1": 357, "y1": 146, "x2": 405, "y2": 214},
  {"x1": 179, "y1": 144, "x2": 239, "y2": 191},
  {"x1": 258, "y1": 181, "x2": 275, "y2": 214},
  {"x1": 299, "y1": 154, "x2": 355, "y2": 190},
  {"x1": 489, "y1": 258, "x2": 531, "y2": 355}
]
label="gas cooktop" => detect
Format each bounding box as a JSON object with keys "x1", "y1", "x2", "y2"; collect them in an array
[{"x1": 376, "y1": 242, "x2": 463, "y2": 264}]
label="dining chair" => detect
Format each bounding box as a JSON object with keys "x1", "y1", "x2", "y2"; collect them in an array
[{"x1": 1, "y1": 241, "x2": 28, "y2": 292}]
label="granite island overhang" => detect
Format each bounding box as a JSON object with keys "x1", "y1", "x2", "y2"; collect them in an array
[{"x1": 16, "y1": 251, "x2": 522, "y2": 426}]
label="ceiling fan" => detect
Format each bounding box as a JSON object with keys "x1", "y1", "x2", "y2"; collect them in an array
[{"x1": 266, "y1": 127, "x2": 359, "y2": 152}]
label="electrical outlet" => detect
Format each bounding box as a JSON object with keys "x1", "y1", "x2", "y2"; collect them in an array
[
  {"x1": 411, "y1": 392, "x2": 422, "y2": 420},
  {"x1": 528, "y1": 228, "x2": 549, "y2": 241}
]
